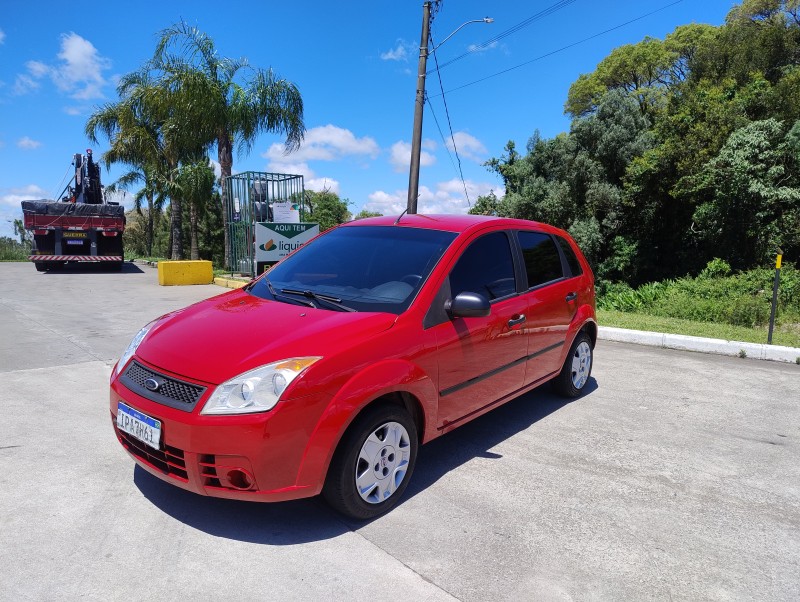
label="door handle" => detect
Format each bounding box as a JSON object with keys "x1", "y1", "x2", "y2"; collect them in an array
[
  {"x1": 565, "y1": 292, "x2": 577, "y2": 302},
  {"x1": 507, "y1": 314, "x2": 526, "y2": 328}
]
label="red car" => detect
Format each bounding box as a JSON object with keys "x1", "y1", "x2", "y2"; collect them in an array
[{"x1": 110, "y1": 214, "x2": 596, "y2": 518}]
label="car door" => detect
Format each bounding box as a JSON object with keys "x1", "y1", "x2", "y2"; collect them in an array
[
  {"x1": 516, "y1": 230, "x2": 575, "y2": 383},
  {"x1": 425, "y1": 230, "x2": 529, "y2": 428}
]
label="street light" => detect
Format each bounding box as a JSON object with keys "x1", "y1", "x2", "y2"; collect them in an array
[{"x1": 407, "y1": 5, "x2": 493, "y2": 214}]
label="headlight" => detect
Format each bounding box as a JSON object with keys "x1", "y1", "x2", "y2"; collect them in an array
[
  {"x1": 201, "y1": 357, "x2": 321, "y2": 415},
  {"x1": 115, "y1": 321, "x2": 157, "y2": 376}
]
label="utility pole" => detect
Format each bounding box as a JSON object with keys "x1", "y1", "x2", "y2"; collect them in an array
[{"x1": 407, "y1": 1, "x2": 432, "y2": 215}]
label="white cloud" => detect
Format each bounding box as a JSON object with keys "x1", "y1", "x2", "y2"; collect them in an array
[
  {"x1": 381, "y1": 40, "x2": 416, "y2": 62},
  {"x1": 105, "y1": 189, "x2": 134, "y2": 210},
  {"x1": 445, "y1": 132, "x2": 488, "y2": 163},
  {"x1": 467, "y1": 40, "x2": 499, "y2": 53},
  {"x1": 262, "y1": 160, "x2": 340, "y2": 195},
  {"x1": 13, "y1": 74, "x2": 40, "y2": 95},
  {"x1": 13, "y1": 32, "x2": 111, "y2": 100},
  {"x1": 1, "y1": 184, "x2": 50, "y2": 207},
  {"x1": 306, "y1": 178, "x2": 341, "y2": 194},
  {"x1": 264, "y1": 124, "x2": 379, "y2": 164},
  {"x1": 264, "y1": 125, "x2": 375, "y2": 196},
  {"x1": 389, "y1": 140, "x2": 436, "y2": 173},
  {"x1": 266, "y1": 161, "x2": 314, "y2": 178},
  {"x1": 209, "y1": 159, "x2": 222, "y2": 180},
  {"x1": 365, "y1": 180, "x2": 504, "y2": 215},
  {"x1": 17, "y1": 137, "x2": 42, "y2": 150},
  {"x1": 0, "y1": 29, "x2": 6, "y2": 45},
  {"x1": 63, "y1": 106, "x2": 83, "y2": 116}
]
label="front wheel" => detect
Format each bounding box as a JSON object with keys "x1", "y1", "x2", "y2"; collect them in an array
[
  {"x1": 323, "y1": 403, "x2": 418, "y2": 520},
  {"x1": 552, "y1": 331, "x2": 593, "y2": 397}
]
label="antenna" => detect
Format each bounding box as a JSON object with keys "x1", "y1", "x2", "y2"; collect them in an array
[{"x1": 394, "y1": 207, "x2": 410, "y2": 225}]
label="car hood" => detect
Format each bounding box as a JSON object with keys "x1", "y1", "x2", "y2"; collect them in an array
[{"x1": 136, "y1": 289, "x2": 397, "y2": 384}]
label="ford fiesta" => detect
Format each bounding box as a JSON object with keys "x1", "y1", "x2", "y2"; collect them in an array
[{"x1": 110, "y1": 214, "x2": 596, "y2": 519}]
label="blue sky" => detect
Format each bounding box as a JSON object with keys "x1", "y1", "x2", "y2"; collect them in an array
[{"x1": 1, "y1": 0, "x2": 738, "y2": 239}]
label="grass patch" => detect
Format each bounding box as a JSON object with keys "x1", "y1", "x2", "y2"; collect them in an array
[{"x1": 598, "y1": 309, "x2": 800, "y2": 348}]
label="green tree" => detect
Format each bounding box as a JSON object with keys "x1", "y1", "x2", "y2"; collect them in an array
[
  {"x1": 690, "y1": 119, "x2": 800, "y2": 266},
  {"x1": 354, "y1": 209, "x2": 383, "y2": 220},
  {"x1": 86, "y1": 73, "x2": 195, "y2": 259},
  {"x1": 151, "y1": 21, "x2": 305, "y2": 268},
  {"x1": 305, "y1": 190, "x2": 351, "y2": 231},
  {"x1": 107, "y1": 166, "x2": 166, "y2": 256},
  {"x1": 176, "y1": 160, "x2": 216, "y2": 260}
]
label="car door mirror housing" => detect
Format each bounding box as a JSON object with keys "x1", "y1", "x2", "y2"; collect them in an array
[{"x1": 446, "y1": 292, "x2": 491, "y2": 318}]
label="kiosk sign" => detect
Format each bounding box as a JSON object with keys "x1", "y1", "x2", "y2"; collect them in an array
[{"x1": 255, "y1": 222, "x2": 319, "y2": 266}]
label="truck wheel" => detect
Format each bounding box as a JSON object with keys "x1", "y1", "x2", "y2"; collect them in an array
[
  {"x1": 34, "y1": 263, "x2": 47, "y2": 272},
  {"x1": 323, "y1": 403, "x2": 418, "y2": 520}
]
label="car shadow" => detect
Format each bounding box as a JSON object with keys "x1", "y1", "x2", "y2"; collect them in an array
[
  {"x1": 38, "y1": 261, "x2": 144, "y2": 274},
  {"x1": 134, "y1": 378, "x2": 598, "y2": 544}
]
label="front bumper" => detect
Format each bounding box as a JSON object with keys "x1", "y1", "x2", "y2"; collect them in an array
[{"x1": 109, "y1": 365, "x2": 328, "y2": 502}]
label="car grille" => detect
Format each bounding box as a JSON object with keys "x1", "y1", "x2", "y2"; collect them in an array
[
  {"x1": 114, "y1": 419, "x2": 188, "y2": 481},
  {"x1": 121, "y1": 361, "x2": 206, "y2": 412}
]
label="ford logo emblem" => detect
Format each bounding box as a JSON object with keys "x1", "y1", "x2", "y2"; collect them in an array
[{"x1": 144, "y1": 378, "x2": 160, "y2": 392}]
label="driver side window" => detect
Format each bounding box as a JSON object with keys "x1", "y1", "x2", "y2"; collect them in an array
[{"x1": 449, "y1": 231, "x2": 516, "y2": 301}]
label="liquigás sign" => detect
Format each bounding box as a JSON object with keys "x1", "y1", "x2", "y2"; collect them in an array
[{"x1": 255, "y1": 222, "x2": 319, "y2": 263}]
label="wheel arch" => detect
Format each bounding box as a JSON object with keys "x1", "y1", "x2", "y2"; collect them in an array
[{"x1": 293, "y1": 360, "x2": 436, "y2": 493}]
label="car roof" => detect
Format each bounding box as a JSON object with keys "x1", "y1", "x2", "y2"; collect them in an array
[{"x1": 341, "y1": 213, "x2": 559, "y2": 235}]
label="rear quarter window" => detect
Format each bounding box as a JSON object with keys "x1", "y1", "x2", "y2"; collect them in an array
[
  {"x1": 556, "y1": 235, "x2": 583, "y2": 277},
  {"x1": 518, "y1": 231, "x2": 563, "y2": 288}
]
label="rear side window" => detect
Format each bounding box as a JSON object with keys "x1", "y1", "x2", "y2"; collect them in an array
[
  {"x1": 449, "y1": 231, "x2": 516, "y2": 300},
  {"x1": 556, "y1": 236, "x2": 583, "y2": 277},
  {"x1": 518, "y1": 231, "x2": 563, "y2": 288}
]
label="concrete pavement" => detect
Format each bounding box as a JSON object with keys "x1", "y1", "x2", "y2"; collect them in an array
[{"x1": 0, "y1": 261, "x2": 798, "y2": 601}]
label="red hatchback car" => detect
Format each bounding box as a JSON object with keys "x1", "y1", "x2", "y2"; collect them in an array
[{"x1": 110, "y1": 214, "x2": 596, "y2": 518}]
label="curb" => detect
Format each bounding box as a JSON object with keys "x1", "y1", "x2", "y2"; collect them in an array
[
  {"x1": 213, "y1": 276, "x2": 249, "y2": 289},
  {"x1": 599, "y1": 326, "x2": 800, "y2": 364}
]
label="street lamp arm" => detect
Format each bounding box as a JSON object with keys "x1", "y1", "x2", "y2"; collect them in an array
[{"x1": 430, "y1": 18, "x2": 494, "y2": 53}]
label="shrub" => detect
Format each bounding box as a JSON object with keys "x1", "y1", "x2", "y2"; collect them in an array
[
  {"x1": 598, "y1": 262, "x2": 799, "y2": 328},
  {"x1": 700, "y1": 258, "x2": 732, "y2": 279},
  {"x1": 0, "y1": 237, "x2": 30, "y2": 261}
]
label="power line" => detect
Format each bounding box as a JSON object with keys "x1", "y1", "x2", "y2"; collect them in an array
[
  {"x1": 429, "y1": 30, "x2": 472, "y2": 207},
  {"x1": 430, "y1": 0, "x2": 685, "y2": 97},
  {"x1": 430, "y1": 0, "x2": 579, "y2": 74}
]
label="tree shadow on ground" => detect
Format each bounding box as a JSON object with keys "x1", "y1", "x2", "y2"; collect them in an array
[{"x1": 135, "y1": 378, "x2": 597, "y2": 544}]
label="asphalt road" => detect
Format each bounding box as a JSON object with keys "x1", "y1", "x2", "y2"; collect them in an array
[{"x1": 0, "y1": 261, "x2": 798, "y2": 601}]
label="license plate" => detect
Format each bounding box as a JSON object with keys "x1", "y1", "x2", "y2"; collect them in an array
[
  {"x1": 117, "y1": 402, "x2": 161, "y2": 450},
  {"x1": 66, "y1": 240, "x2": 85, "y2": 245}
]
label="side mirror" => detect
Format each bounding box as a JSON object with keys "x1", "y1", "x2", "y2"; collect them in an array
[{"x1": 446, "y1": 292, "x2": 491, "y2": 318}]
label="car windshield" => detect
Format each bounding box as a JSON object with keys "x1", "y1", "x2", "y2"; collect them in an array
[{"x1": 248, "y1": 225, "x2": 457, "y2": 314}]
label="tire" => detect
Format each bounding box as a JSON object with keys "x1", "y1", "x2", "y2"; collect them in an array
[
  {"x1": 34, "y1": 263, "x2": 46, "y2": 272},
  {"x1": 552, "y1": 331, "x2": 593, "y2": 397},
  {"x1": 323, "y1": 403, "x2": 418, "y2": 520}
]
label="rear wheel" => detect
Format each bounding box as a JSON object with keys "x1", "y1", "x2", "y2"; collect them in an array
[
  {"x1": 34, "y1": 262, "x2": 46, "y2": 272},
  {"x1": 323, "y1": 403, "x2": 418, "y2": 520},
  {"x1": 552, "y1": 331, "x2": 593, "y2": 397}
]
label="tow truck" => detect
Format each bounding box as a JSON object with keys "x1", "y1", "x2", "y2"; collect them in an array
[{"x1": 21, "y1": 150, "x2": 125, "y2": 271}]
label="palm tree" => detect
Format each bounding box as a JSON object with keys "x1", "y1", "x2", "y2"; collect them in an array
[
  {"x1": 176, "y1": 160, "x2": 216, "y2": 260},
  {"x1": 151, "y1": 21, "x2": 305, "y2": 268},
  {"x1": 86, "y1": 72, "x2": 202, "y2": 259},
  {"x1": 107, "y1": 167, "x2": 166, "y2": 257}
]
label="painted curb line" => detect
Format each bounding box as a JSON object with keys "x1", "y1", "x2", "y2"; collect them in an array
[{"x1": 599, "y1": 326, "x2": 800, "y2": 364}]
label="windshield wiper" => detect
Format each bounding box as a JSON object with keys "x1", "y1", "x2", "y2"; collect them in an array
[
  {"x1": 266, "y1": 280, "x2": 315, "y2": 308},
  {"x1": 280, "y1": 288, "x2": 356, "y2": 312}
]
